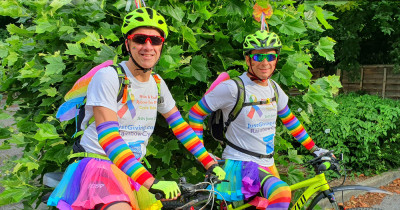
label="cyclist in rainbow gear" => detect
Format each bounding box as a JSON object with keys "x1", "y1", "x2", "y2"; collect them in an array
[
  {"x1": 48, "y1": 7, "x2": 225, "y2": 210},
  {"x1": 189, "y1": 30, "x2": 330, "y2": 209}
]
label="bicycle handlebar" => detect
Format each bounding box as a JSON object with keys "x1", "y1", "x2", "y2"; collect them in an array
[
  {"x1": 307, "y1": 150, "x2": 341, "y2": 174},
  {"x1": 154, "y1": 175, "x2": 225, "y2": 200}
]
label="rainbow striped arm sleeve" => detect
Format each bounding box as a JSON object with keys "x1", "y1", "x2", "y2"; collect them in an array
[
  {"x1": 166, "y1": 110, "x2": 213, "y2": 167},
  {"x1": 97, "y1": 121, "x2": 153, "y2": 185},
  {"x1": 278, "y1": 105, "x2": 315, "y2": 150},
  {"x1": 188, "y1": 97, "x2": 213, "y2": 143}
]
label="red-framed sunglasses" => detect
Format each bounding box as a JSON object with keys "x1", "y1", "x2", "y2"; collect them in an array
[{"x1": 127, "y1": 33, "x2": 165, "y2": 45}]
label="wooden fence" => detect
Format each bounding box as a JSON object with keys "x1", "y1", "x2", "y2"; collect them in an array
[
  {"x1": 289, "y1": 65, "x2": 400, "y2": 100},
  {"x1": 338, "y1": 65, "x2": 400, "y2": 99}
]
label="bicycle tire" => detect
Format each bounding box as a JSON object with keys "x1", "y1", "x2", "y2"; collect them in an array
[
  {"x1": 308, "y1": 199, "x2": 340, "y2": 210},
  {"x1": 308, "y1": 185, "x2": 390, "y2": 210}
]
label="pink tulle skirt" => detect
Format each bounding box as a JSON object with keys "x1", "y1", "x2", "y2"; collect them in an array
[{"x1": 47, "y1": 157, "x2": 161, "y2": 210}]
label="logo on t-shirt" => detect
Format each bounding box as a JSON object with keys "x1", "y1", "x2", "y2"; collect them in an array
[
  {"x1": 128, "y1": 140, "x2": 144, "y2": 160},
  {"x1": 247, "y1": 95, "x2": 263, "y2": 119},
  {"x1": 118, "y1": 93, "x2": 136, "y2": 119},
  {"x1": 263, "y1": 134, "x2": 275, "y2": 154}
]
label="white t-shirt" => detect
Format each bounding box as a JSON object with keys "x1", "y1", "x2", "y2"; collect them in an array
[
  {"x1": 80, "y1": 61, "x2": 175, "y2": 160},
  {"x1": 205, "y1": 73, "x2": 289, "y2": 166}
]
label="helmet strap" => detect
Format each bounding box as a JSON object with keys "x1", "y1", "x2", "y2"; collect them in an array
[
  {"x1": 126, "y1": 40, "x2": 164, "y2": 73},
  {"x1": 247, "y1": 56, "x2": 279, "y2": 82}
]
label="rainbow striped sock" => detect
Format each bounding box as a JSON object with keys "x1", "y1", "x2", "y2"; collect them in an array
[
  {"x1": 188, "y1": 97, "x2": 212, "y2": 142},
  {"x1": 97, "y1": 121, "x2": 153, "y2": 185},
  {"x1": 262, "y1": 177, "x2": 291, "y2": 209},
  {"x1": 278, "y1": 105, "x2": 315, "y2": 150},
  {"x1": 166, "y1": 110, "x2": 213, "y2": 167}
]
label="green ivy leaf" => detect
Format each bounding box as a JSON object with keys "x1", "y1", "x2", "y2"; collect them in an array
[
  {"x1": 50, "y1": 0, "x2": 72, "y2": 13},
  {"x1": 293, "y1": 63, "x2": 312, "y2": 86},
  {"x1": 14, "y1": 158, "x2": 40, "y2": 172},
  {"x1": 314, "y1": 6, "x2": 333, "y2": 29},
  {"x1": 42, "y1": 87, "x2": 58, "y2": 97},
  {"x1": 0, "y1": 42, "x2": 9, "y2": 58},
  {"x1": 8, "y1": 133, "x2": 25, "y2": 145},
  {"x1": 64, "y1": 43, "x2": 87, "y2": 58},
  {"x1": 59, "y1": 25, "x2": 75, "y2": 34},
  {"x1": 279, "y1": 17, "x2": 307, "y2": 35},
  {"x1": 44, "y1": 53, "x2": 66, "y2": 75},
  {"x1": 6, "y1": 51, "x2": 18, "y2": 66},
  {"x1": 97, "y1": 23, "x2": 119, "y2": 42},
  {"x1": 304, "y1": 11, "x2": 324, "y2": 32},
  {"x1": 181, "y1": 26, "x2": 199, "y2": 51},
  {"x1": 188, "y1": 55, "x2": 209, "y2": 82},
  {"x1": 0, "y1": 112, "x2": 11, "y2": 120},
  {"x1": 166, "y1": 5, "x2": 185, "y2": 22},
  {"x1": 6, "y1": 24, "x2": 34, "y2": 36},
  {"x1": 33, "y1": 123, "x2": 59, "y2": 141},
  {"x1": 0, "y1": 187, "x2": 29, "y2": 205},
  {"x1": 35, "y1": 18, "x2": 57, "y2": 34},
  {"x1": 94, "y1": 45, "x2": 116, "y2": 63},
  {"x1": 315, "y1": 37, "x2": 336, "y2": 61},
  {"x1": 0, "y1": 127, "x2": 11, "y2": 139},
  {"x1": 79, "y1": 31, "x2": 102, "y2": 48},
  {"x1": 303, "y1": 84, "x2": 338, "y2": 113}
]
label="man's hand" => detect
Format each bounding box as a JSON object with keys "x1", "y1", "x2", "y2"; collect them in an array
[
  {"x1": 148, "y1": 179, "x2": 180, "y2": 200},
  {"x1": 207, "y1": 164, "x2": 226, "y2": 180},
  {"x1": 311, "y1": 146, "x2": 330, "y2": 157}
]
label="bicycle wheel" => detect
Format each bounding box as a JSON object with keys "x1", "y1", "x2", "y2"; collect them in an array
[
  {"x1": 308, "y1": 199, "x2": 340, "y2": 210},
  {"x1": 308, "y1": 185, "x2": 390, "y2": 210}
]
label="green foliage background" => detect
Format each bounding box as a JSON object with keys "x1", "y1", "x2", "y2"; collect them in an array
[
  {"x1": 311, "y1": 0, "x2": 400, "y2": 76},
  {"x1": 0, "y1": 0, "x2": 343, "y2": 207}
]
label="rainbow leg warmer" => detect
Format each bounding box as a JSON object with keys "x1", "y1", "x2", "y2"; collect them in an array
[
  {"x1": 278, "y1": 105, "x2": 315, "y2": 150},
  {"x1": 166, "y1": 110, "x2": 213, "y2": 167},
  {"x1": 188, "y1": 97, "x2": 212, "y2": 142},
  {"x1": 97, "y1": 121, "x2": 153, "y2": 185},
  {"x1": 261, "y1": 175, "x2": 291, "y2": 209}
]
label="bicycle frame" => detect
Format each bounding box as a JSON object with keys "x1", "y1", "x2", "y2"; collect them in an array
[
  {"x1": 224, "y1": 173, "x2": 331, "y2": 210},
  {"x1": 289, "y1": 173, "x2": 331, "y2": 210}
]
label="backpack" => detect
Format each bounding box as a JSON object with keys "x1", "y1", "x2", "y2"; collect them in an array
[
  {"x1": 56, "y1": 60, "x2": 162, "y2": 154},
  {"x1": 208, "y1": 77, "x2": 279, "y2": 159}
]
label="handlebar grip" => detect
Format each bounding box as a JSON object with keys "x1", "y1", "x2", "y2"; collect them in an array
[{"x1": 155, "y1": 193, "x2": 164, "y2": 200}]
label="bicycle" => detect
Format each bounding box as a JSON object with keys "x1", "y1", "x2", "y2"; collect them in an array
[{"x1": 159, "y1": 151, "x2": 391, "y2": 210}]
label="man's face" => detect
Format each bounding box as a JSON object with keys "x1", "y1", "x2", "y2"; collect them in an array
[
  {"x1": 245, "y1": 49, "x2": 278, "y2": 80},
  {"x1": 125, "y1": 27, "x2": 164, "y2": 69}
]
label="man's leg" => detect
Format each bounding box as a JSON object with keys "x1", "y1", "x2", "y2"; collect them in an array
[{"x1": 259, "y1": 168, "x2": 291, "y2": 209}]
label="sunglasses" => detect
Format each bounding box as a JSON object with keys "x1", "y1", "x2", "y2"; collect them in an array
[
  {"x1": 127, "y1": 33, "x2": 165, "y2": 45},
  {"x1": 249, "y1": 53, "x2": 278, "y2": 62}
]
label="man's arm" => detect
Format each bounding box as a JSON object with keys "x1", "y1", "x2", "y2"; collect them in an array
[
  {"x1": 162, "y1": 106, "x2": 216, "y2": 170},
  {"x1": 278, "y1": 105, "x2": 328, "y2": 156},
  {"x1": 188, "y1": 97, "x2": 212, "y2": 144},
  {"x1": 93, "y1": 106, "x2": 155, "y2": 189}
]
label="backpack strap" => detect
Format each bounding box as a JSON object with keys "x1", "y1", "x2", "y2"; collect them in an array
[
  {"x1": 112, "y1": 64, "x2": 129, "y2": 103},
  {"x1": 225, "y1": 77, "x2": 245, "y2": 129},
  {"x1": 152, "y1": 73, "x2": 164, "y2": 104},
  {"x1": 270, "y1": 79, "x2": 279, "y2": 104},
  {"x1": 222, "y1": 76, "x2": 276, "y2": 159}
]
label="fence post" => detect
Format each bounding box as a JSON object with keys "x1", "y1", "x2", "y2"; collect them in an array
[
  {"x1": 360, "y1": 67, "x2": 364, "y2": 90},
  {"x1": 382, "y1": 68, "x2": 387, "y2": 99}
]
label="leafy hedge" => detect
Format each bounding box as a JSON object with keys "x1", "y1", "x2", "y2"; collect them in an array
[
  {"x1": 0, "y1": 0, "x2": 343, "y2": 207},
  {"x1": 303, "y1": 93, "x2": 400, "y2": 175}
]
